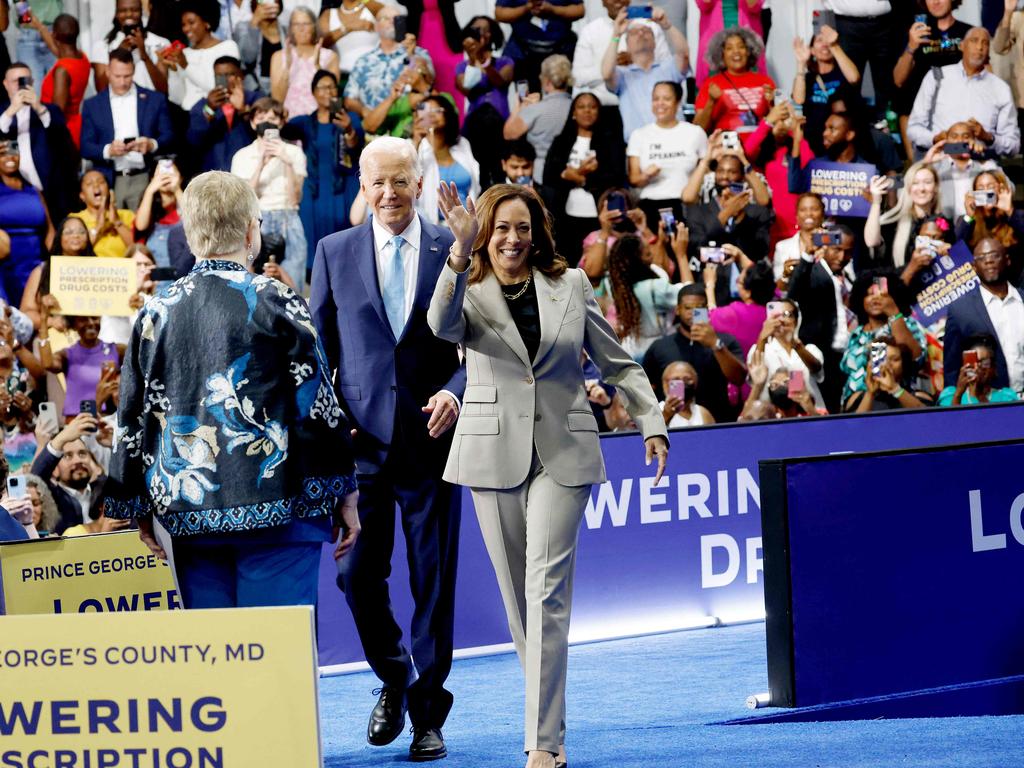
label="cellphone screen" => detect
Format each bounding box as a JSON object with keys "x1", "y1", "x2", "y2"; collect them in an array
[
  {"x1": 691, "y1": 307, "x2": 709, "y2": 325},
  {"x1": 516, "y1": 80, "x2": 529, "y2": 99},
  {"x1": 215, "y1": 73, "x2": 230, "y2": 91},
  {"x1": 788, "y1": 370, "x2": 805, "y2": 396},
  {"x1": 658, "y1": 208, "x2": 676, "y2": 232},
  {"x1": 626, "y1": 5, "x2": 653, "y2": 19},
  {"x1": 963, "y1": 350, "x2": 980, "y2": 367}
]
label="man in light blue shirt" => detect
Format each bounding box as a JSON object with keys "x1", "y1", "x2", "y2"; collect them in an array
[
  {"x1": 907, "y1": 27, "x2": 1020, "y2": 157},
  {"x1": 600, "y1": 5, "x2": 689, "y2": 140}
]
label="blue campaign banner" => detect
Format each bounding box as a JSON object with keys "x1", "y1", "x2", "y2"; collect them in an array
[
  {"x1": 807, "y1": 160, "x2": 877, "y2": 218},
  {"x1": 761, "y1": 439, "x2": 1024, "y2": 708},
  {"x1": 911, "y1": 240, "x2": 979, "y2": 326},
  {"x1": 314, "y1": 403, "x2": 1024, "y2": 668}
]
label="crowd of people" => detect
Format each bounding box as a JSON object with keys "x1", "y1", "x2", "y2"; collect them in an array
[
  {"x1": 0, "y1": 1, "x2": 1021, "y2": 766},
  {"x1": 0, "y1": 0, "x2": 1019, "y2": 519}
]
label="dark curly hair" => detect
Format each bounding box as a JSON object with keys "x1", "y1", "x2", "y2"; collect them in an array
[
  {"x1": 608, "y1": 234, "x2": 658, "y2": 341},
  {"x1": 742, "y1": 260, "x2": 776, "y2": 306}
]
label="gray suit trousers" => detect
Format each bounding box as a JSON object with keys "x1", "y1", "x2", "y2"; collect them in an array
[{"x1": 471, "y1": 452, "x2": 591, "y2": 754}]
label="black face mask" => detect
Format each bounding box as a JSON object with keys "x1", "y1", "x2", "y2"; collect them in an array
[{"x1": 768, "y1": 385, "x2": 794, "y2": 410}]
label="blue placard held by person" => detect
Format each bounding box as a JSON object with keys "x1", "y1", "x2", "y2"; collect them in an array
[
  {"x1": 807, "y1": 160, "x2": 877, "y2": 218},
  {"x1": 911, "y1": 240, "x2": 979, "y2": 326}
]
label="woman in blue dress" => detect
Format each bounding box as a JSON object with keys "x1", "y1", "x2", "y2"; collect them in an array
[
  {"x1": 288, "y1": 69, "x2": 363, "y2": 279},
  {"x1": 0, "y1": 139, "x2": 53, "y2": 306}
]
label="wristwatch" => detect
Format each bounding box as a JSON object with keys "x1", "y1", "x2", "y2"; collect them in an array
[{"x1": 714, "y1": 338, "x2": 725, "y2": 351}]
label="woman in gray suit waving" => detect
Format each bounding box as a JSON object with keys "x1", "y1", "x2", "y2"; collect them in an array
[{"x1": 428, "y1": 183, "x2": 669, "y2": 768}]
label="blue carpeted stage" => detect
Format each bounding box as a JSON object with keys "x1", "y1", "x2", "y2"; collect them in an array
[{"x1": 318, "y1": 623, "x2": 1024, "y2": 768}]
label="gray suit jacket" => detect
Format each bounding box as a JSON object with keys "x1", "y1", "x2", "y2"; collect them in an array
[{"x1": 428, "y1": 263, "x2": 667, "y2": 489}]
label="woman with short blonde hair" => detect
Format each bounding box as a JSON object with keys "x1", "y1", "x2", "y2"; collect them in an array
[{"x1": 106, "y1": 170, "x2": 360, "y2": 610}]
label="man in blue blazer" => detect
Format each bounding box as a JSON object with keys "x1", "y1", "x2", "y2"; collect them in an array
[
  {"x1": 310, "y1": 136, "x2": 465, "y2": 763},
  {"x1": 944, "y1": 237, "x2": 1024, "y2": 392},
  {"x1": 80, "y1": 48, "x2": 174, "y2": 210},
  {"x1": 0, "y1": 61, "x2": 78, "y2": 221},
  {"x1": 186, "y1": 56, "x2": 259, "y2": 174}
]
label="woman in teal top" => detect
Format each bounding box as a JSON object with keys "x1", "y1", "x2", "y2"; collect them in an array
[{"x1": 939, "y1": 334, "x2": 1020, "y2": 406}]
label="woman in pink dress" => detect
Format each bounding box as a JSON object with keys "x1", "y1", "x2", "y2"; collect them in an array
[
  {"x1": 270, "y1": 7, "x2": 340, "y2": 118},
  {"x1": 415, "y1": 0, "x2": 464, "y2": 116}
]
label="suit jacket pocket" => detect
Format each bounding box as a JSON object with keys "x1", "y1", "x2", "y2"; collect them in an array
[
  {"x1": 341, "y1": 384, "x2": 361, "y2": 401},
  {"x1": 464, "y1": 384, "x2": 497, "y2": 403},
  {"x1": 458, "y1": 414, "x2": 499, "y2": 435},
  {"x1": 567, "y1": 410, "x2": 598, "y2": 432}
]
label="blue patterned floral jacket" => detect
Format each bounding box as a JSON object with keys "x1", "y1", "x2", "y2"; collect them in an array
[{"x1": 105, "y1": 260, "x2": 357, "y2": 537}]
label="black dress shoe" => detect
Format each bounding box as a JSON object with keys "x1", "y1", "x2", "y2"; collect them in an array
[
  {"x1": 367, "y1": 687, "x2": 406, "y2": 746},
  {"x1": 409, "y1": 727, "x2": 447, "y2": 761},
  {"x1": 555, "y1": 762, "x2": 567, "y2": 768}
]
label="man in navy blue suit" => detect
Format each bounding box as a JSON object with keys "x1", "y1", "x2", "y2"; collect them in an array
[
  {"x1": 310, "y1": 136, "x2": 464, "y2": 763},
  {"x1": 80, "y1": 48, "x2": 174, "y2": 210},
  {"x1": 0, "y1": 62, "x2": 77, "y2": 221},
  {"x1": 944, "y1": 237, "x2": 1024, "y2": 393},
  {"x1": 186, "y1": 56, "x2": 259, "y2": 173}
]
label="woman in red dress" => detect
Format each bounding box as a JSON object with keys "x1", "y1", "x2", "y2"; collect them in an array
[{"x1": 36, "y1": 14, "x2": 90, "y2": 149}]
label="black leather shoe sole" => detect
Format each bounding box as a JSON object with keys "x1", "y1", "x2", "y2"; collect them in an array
[{"x1": 409, "y1": 745, "x2": 447, "y2": 762}]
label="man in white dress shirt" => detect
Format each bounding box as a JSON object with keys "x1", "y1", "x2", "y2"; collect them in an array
[{"x1": 80, "y1": 49, "x2": 175, "y2": 210}]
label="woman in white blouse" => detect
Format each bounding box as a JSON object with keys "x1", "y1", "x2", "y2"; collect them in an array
[
  {"x1": 319, "y1": 0, "x2": 383, "y2": 77},
  {"x1": 746, "y1": 298, "x2": 826, "y2": 410},
  {"x1": 166, "y1": 2, "x2": 241, "y2": 111}
]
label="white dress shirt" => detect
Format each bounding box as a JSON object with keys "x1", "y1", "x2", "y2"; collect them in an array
[
  {"x1": 981, "y1": 284, "x2": 1024, "y2": 392},
  {"x1": 372, "y1": 213, "x2": 421, "y2": 328},
  {"x1": 571, "y1": 16, "x2": 670, "y2": 106},
  {"x1": 826, "y1": 266, "x2": 851, "y2": 352},
  {"x1": 0, "y1": 106, "x2": 48, "y2": 190},
  {"x1": 824, "y1": 0, "x2": 891, "y2": 16},
  {"x1": 907, "y1": 63, "x2": 1021, "y2": 155},
  {"x1": 229, "y1": 140, "x2": 307, "y2": 210},
  {"x1": 103, "y1": 86, "x2": 145, "y2": 172}
]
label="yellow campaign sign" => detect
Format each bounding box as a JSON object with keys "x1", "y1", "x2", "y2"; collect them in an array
[
  {"x1": 50, "y1": 256, "x2": 137, "y2": 317},
  {"x1": 0, "y1": 530, "x2": 179, "y2": 615},
  {"x1": 0, "y1": 607, "x2": 322, "y2": 767}
]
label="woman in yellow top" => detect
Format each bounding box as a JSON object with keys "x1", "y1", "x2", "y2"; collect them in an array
[{"x1": 69, "y1": 170, "x2": 135, "y2": 258}]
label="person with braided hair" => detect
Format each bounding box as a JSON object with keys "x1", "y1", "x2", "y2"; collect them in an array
[{"x1": 607, "y1": 233, "x2": 683, "y2": 360}]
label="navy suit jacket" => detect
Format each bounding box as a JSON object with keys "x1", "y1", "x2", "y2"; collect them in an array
[
  {"x1": 310, "y1": 217, "x2": 467, "y2": 474},
  {"x1": 943, "y1": 285, "x2": 1015, "y2": 389},
  {"x1": 80, "y1": 87, "x2": 175, "y2": 184},
  {"x1": 186, "y1": 90, "x2": 260, "y2": 172},
  {"x1": 0, "y1": 100, "x2": 77, "y2": 219}
]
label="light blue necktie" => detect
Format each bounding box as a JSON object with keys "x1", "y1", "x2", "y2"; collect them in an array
[{"x1": 382, "y1": 234, "x2": 406, "y2": 338}]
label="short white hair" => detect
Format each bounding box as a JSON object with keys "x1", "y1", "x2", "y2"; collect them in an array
[
  {"x1": 181, "y1": 171, "x2": 261, "y2": 259},
  {"x1": 359, "y1": 136, "x2": 421, "y2": 180}
]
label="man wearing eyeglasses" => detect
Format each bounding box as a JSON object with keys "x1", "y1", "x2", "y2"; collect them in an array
[{"x1": 943, "y1": 237, "x2": 1024, "y2": 395}]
